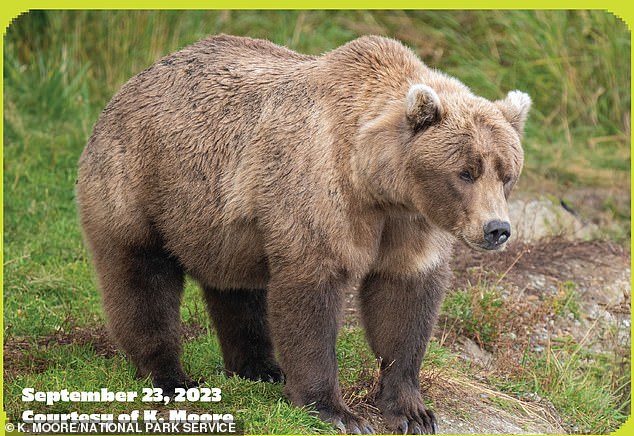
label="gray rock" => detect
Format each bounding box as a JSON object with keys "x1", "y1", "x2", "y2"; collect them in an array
[{"x1": 508, "y1": 197, "x2": 598, "y2": 242}]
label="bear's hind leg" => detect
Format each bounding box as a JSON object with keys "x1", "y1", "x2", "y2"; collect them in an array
[
  {"x1": 92, "y1": 242, "x2": 192, "y2": 394},
  {"x1": 204, "y1": 287, "x2": 283, "y2": 383}
]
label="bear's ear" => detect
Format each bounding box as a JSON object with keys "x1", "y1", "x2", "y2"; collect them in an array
[
  {"x1": 405, "y1": 84, "x2": 443, "y2": 132},
  {"x1": 495, "y1": 90, "x2": 532, "y2": 136}
]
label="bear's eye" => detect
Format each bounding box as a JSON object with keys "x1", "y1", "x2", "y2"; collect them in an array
[
  {"x1": 459, "y1": 170, "x2": 474, "y2": 183},
  {"x1": 502, "y1": 175, "x2": 513, "y2": 185}
]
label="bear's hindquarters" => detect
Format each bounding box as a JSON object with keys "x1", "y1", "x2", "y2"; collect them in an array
[
  {"x1": 88, "y1": 237, "x2": 193, "y2": 393},
  {"x1": 203, "y1": 287, "x2": 283, "y2": 382}
]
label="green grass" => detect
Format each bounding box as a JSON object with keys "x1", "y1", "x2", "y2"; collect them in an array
[
  {"x1": 440, "y1": 278, "x2": 630, "y2": 433},
  {"x1": 441, "y1": 280, "x2": 505, "y2": 349},
  {"x1": 4, "y1": 336, "x2": 333, "y2": 434},
  {"x1": 548, "y1": 281, "x2": 582, "y2": 320},
  {"x1": 490, "y1": 339, "x2": 630, "y2": 433},
  {"x1": 3, "y1": 10, "x2": 631, "y2": 434}
]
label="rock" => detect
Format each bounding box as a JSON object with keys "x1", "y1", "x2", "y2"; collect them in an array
[
  {"x1": 508, "y1": 197, "x2": 598, "y2": 242},
  {"x1": 458, "y1": 336, "x2": 493, "y2": 367}
]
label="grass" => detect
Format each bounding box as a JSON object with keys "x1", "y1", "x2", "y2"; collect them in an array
[
  {"x1": 548, "y1": 281, "x2": 581, "y2": 320},
  {"x1": 440, "y1": 277, "x2": 630, "y2": 433},
  {"x1": 490, "y1": 338, "x2": 631, "y2": 433},
  {"x1": 4, "y1": 334, "x2": 333, "y2": 434},
  {"x1": 441, "y1": 278, "x2": 506, "y2": 349},
  {"x1": 3, "y1": 10, "x2": 630, "y2": 434}
]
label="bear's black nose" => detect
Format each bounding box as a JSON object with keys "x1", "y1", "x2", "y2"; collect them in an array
[{"x1": 483, "y1": 220, "x2": 511, "y2": 246}]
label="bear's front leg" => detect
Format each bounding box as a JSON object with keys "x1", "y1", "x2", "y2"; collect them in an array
[
  {"x1": 267, "y1": 270, "x2": 374, "y2": 434},
  {"x1": 359, "y1": 266, "x2": 450, "y2": 434}
]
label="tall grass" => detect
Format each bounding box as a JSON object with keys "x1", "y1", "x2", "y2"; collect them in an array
[{"x1": 5, "y1": 11, "x2": 630, "y2": 185}]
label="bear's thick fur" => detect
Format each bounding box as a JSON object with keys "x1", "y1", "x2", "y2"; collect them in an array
[{"x1": 77, "y1": 35, "x2": 530, "y2": 434}]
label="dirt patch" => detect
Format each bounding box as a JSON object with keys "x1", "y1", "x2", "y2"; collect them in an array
[
  {"x1": 429, "y1": 373, "x2": 565, "y2": 434},
  {"x1": 451, "y1": 238, "x2": 629, "y2": 297},
  {"x1": 448, "y1": 238, "x2": 631, "y2": 354},
  {"x1": 4, "y1": 326, "x2": 115, "y2": 379}
]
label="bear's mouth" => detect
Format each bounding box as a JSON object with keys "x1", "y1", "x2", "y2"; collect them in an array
[{"x1": 461, "y1": 237, "x2": 508, "y2": 252}]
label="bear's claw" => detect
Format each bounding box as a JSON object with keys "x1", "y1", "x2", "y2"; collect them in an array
[
  {"x1": 237, "y1": 360, "x2": 285, "y2": 383},
  {"x1": 386, "y1": 407, "x2": 437, "y2": 434},
  {"x1": 320, "y1": 408, "x2": 375, "y2": 434},
  {"x1": 154, "y1": 376, "x2": 199, "y2": 397}
]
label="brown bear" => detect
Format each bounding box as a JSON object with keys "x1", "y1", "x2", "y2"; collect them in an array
[{"x1": 77, "y1": 34, "x2": 530, "y2": 434}]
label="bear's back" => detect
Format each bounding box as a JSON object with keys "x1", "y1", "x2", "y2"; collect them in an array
[{"x1": 79, "y1": 35, "x2": 317, "y2": 193}]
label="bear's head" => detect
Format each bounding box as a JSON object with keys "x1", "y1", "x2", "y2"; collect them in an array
[
  {"x1": 406, "y1": 85, "x2": 530, "y2": 251},
  {"x1": 356, "y1": 83, "x2": 531, "y2": 251}
]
